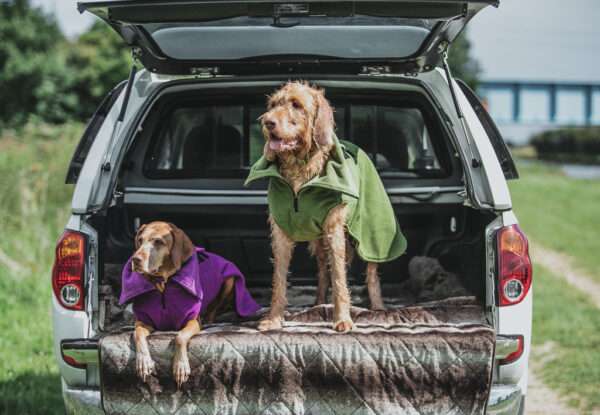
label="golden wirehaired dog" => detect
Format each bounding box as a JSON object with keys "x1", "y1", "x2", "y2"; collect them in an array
[{"x1": 252, "y1": 82, "x2": 389, "y2": 333}]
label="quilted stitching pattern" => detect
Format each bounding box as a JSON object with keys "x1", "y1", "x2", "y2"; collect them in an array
[{"x1": 100, "y1": 298, "x2": 494, "y2": 415}]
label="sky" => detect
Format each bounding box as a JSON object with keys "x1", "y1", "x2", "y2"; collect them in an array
[{"x1": 33, "y1": 0, "x2": 600, "y2": 83}]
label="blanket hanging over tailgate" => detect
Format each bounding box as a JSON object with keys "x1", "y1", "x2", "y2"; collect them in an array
[{"x1": 100, "y1": 297, "x2": 494, "y2": 415}]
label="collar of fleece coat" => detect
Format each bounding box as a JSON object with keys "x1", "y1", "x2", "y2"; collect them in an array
[{"x1": 244, "y1": 134, "x2": 360, "y2": 199}]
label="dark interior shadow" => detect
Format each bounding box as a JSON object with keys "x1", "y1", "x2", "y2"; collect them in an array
[{"x1": 0, "y1": 372, "x2": 65, "y2": 415}]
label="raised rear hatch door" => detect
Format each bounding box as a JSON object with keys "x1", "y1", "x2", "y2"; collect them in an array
[{"x1": 78, "y1": 0, "x2": 497, "y2": 75}]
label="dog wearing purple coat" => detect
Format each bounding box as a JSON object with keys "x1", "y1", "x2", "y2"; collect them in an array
[{"x1": 120, "y1": 221, "x2": 260, "y2": 387}]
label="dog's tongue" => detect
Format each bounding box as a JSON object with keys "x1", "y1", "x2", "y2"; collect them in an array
[{"x1": 269, "y1": 139, "x2": 283, "y2": 151}]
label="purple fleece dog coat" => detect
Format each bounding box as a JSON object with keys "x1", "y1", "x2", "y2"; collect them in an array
[{"x1": 119, "y1": 247, "x2": 260, "y2": 331}]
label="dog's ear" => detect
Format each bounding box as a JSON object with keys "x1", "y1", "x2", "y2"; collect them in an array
[
  {"x1": 259, "y1": 112, "x2": 276, "y2": 162},
  {"x1": 134, "y1": 224, "x2": 147, "y2": 249},
  {"x1": 167, "y1": 223, "x2": 194, "y2": 270},
  {"x1": 313, "y1": 90, "x2": 334, "y2": 147}
]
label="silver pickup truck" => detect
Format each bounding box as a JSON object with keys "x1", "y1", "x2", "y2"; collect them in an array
[{"x1": 53, "y1": 1, "x2": 531, "y2": 414}]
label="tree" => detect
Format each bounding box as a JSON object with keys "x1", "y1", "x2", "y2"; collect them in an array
[
  {"x1": 65, "y1": 21, "x2": 132, "y2": 120},
  {"x1": 0, "y1": 0, "x2": 77, "y2": 126},
  {"x1": 447, "y1": 30, "x2": 481, "y2": 89}
]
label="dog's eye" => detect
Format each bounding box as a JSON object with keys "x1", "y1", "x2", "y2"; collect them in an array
[
  {"x1": 291, "y1": 100, "x2": 301, "y2": 109},
  {"x1": 153, "y1": 239, "x2": 164, "y2": 245}
]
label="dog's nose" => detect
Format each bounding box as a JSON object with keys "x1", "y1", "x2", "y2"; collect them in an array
[{"x1": 263, "y1": 117, "x2": 277, "y2": 131}]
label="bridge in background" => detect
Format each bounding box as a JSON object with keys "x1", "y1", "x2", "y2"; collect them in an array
[{"x1": 477, "y1": 81, "x2": 600, "y2": 145}]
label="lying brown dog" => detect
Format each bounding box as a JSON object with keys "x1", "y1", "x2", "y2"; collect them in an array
[
  {"x1": 245, "y1": 82, "x2": 406, "y2": 332},
  {"x1": 120, "y1": 221, "x2": 260, "y2": 386}
]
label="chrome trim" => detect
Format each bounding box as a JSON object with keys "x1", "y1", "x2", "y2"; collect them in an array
[
  {"x1": 486, "y1": 384, "x2": 522, "y2": 415},
  {"x1": 62, "y1": 380, "x2": 103, "y2": 415},
  {"x1": 495, "y1": 336, "x2": 520, "y2": 360},
  {"x1": 124, "y1": 185, "x2": 465, "y2": 197}
]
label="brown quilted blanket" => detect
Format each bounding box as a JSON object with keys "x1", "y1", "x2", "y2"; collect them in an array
[{"x1": 99, "y1": 297, "x2": 494, "y2": 415}]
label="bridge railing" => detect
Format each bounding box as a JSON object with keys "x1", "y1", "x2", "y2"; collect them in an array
[{"x1": 478, "y1": 81, "x2": 600, "y2": 126}]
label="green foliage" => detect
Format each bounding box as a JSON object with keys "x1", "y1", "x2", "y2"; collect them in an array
[
  {"x1": 531, "y1": 127, "x2": 600, "y2": 164},
  {"x1": 0, "y1": 121, "x2": 83, "y2": 414},
  {"x1": 447, "y1": 31, "x2": 481, "y2": 90},
  {"x1": 0, "y1": 0, "x2": 78, "y2": 126},
  {"x1": 0, "y1": 1, "x2": 131, "y2": 128},
  {"x1": 66, "y1": 22, "x2": 132, "y2": 119}
]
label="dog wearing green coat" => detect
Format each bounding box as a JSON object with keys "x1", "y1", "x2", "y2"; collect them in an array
[{"x1": 246, "y1": 82, "x2": 407, "y2": 332}]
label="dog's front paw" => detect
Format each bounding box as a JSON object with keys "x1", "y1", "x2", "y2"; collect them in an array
[
  {"x1": 173, "y1": 354, "x2": 191, "y2": 388},
  {"x1": 257, "y1": 317, "x2": 282, "y2": 331},
  {"x1": 136, "y1": 352, "x2": 156, "y2": 382},
  {"x1": 333, "y1": 319, "x2": 354, "y2": 333}
]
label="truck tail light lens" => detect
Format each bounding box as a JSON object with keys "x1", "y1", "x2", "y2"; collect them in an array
[
  {"x1": 497, "y1": 225, "x2": 532, "y2": 306},
  {"x1": 499, "y1": 335, "x2": 524, "y2": 365},
  {"x1": 52, "y1": 231, "x2": 86, "y2": 311}
]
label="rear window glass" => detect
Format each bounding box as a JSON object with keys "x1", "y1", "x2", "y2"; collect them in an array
[{"x1": 144, "y1": 102, "x2": 447, "y2": 179}]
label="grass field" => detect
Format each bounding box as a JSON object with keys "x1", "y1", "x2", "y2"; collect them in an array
[
  {"x1": 509, "y1": 161, "x2": 600, "y2": 413},
  {"x1": 509, "y1": 161, "x2": 600, "y2": 280},
  {"x1": 0, "y1": 122, "x2": 82, "y2": 414},
  {"x1": 0, "y1": 125, "x2": 599, "y2": 414}
]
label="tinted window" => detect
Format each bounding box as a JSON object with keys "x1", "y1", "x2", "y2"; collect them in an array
[{"x1": 145, "y1": 102, "x2": 446, "y2": 178}]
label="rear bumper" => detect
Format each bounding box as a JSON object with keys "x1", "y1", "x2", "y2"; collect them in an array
[
  {"x1": 62, "y1": 382, "x2": 523, "y2": 415},
  {"x1": 487, "y1": 385, "x2": 523, "y2": 415},
  {"x1": 62, "y1": 380, "x2": 103, "y2": 415}
]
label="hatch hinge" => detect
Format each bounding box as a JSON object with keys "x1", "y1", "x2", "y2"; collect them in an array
[
  {"x1": 190, "y1": 66, "x2": 220, "y2": 77},
  {"x1": 360, "y1": 65, "x2": 391, "y2": 76}
]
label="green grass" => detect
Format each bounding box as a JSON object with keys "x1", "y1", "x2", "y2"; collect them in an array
[
  {"x1": 532, "y1": 263, "x2": 600, "y2": 412},
  {"x1": 509, "y1": 160, "x2": 600, "y2": 280},
  {"x1": 510, "y1": 160, "x2": 600, "y2": 413},
  {"x1": 0, "y1": 122, "x2": 82, "y2": 415}
]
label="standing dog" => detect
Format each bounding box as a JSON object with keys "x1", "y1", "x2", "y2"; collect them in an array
[
  {"x1": 120, "y1": 221, "x2": 260, "y2": 387},
  {"x1": 245, "y1": 82, "x2": 406, "y2": 332}
]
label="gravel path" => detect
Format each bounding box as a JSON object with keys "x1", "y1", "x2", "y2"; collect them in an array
[
  {"x1": 530, "y1": 242, "x2": 600, "y2": 309},
  {"x1": 526, "y1": 370, "x2": 577, "y2": 415}
]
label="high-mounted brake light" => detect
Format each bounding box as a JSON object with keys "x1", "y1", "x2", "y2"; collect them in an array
[
  {"x1": 497, "y1": 225, "x2": 532, "y2": 306},
  {"x1": 52, "y1": 231, "x2": 86, "y2": 311}
]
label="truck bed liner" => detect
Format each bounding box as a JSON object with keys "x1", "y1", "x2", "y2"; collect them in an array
[{"x1": 99, "y1": 297, "x2": 494, "y2": 415}]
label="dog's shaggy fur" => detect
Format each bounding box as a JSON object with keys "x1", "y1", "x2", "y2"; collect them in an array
[{"x1": 258, "y1": 82, "x2": 384, "y2": 333}]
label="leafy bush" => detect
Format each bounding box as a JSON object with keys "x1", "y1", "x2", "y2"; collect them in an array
[
  {"x1": 531, "y1": 127, "x2": 600, "y2": 164},
  {"x1": 65, "y1": 22, "x2": 132, "y2": 120},
  {"x1": 0, "y1": 0, "x2": 78, "y2": 126},
  {"x1": 0, "y1": 1, "x2": 130, "y2": 128}
]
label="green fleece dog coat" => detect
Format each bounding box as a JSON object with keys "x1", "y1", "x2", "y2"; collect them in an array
[{"x1": 245, "y1": 136, "x2": 407, "y2": 263}]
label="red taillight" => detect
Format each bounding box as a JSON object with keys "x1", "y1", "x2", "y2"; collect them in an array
[
  {"x1": 499, "y1": 335, "x2": 524, "y2": 365},
  {"x1": 497, "y1": 225, "x2": 532, "y2": 306},
  {"x1": 52, "y1": 231, "x2": 86, "y2": 311}
]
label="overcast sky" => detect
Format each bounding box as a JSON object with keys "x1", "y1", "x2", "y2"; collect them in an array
[{"x1": 33, "y1": 0, "x2": 600, "y2": 83}]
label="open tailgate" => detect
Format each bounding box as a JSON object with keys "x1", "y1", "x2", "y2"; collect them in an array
[
  {"x1": 78, "y1": 0, "x2": 498, "y2": 75},
  {"x1": 99, "y1": 297, "x2": 495, "y2": 414}
]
